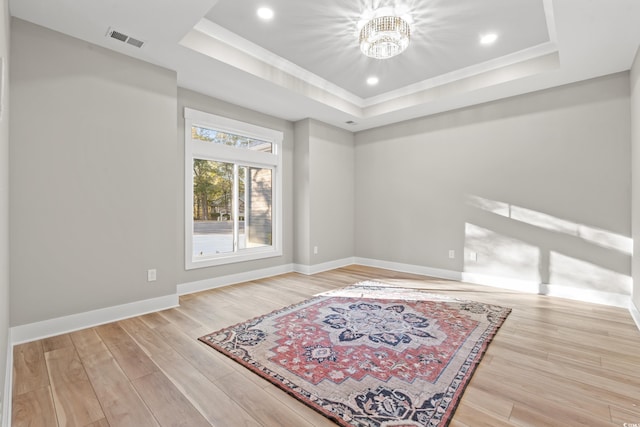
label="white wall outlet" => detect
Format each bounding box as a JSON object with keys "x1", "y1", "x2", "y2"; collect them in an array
[
  {"x1": 313, "y1": 246, "x2": 318, "y2": 255},
  {"x1": 448, "y1": 250, "x2": 455, "y2": 259},
  {"x1": 147, "y1": 269, "x2": 157, "y2": 282},
  {"x1": 469, "y1": 251, "x2": 478, "y2": 261}
]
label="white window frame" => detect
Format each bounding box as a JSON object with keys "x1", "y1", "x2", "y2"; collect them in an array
[{"x1": 184, "y1": 107, "x2": 283, "y2": 269}]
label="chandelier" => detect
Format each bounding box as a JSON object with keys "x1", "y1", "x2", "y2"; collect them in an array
[{"x1": 359, "y1": 8, "x2": 411, "y2": 59}]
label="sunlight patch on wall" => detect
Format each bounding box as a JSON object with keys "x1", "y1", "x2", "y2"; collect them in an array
[
  {"x1": 464, "y1": 194, "x2": 632, "y2": 306},
  {"x1": 464, "y1": 223, "x2": 540, "y2": 281},
  {"x1": 549, "y1": 251, "x2": 632, "y2": 295},
  {"x1": 466, "y1": 195, "x2": 632, "y2": 254}
]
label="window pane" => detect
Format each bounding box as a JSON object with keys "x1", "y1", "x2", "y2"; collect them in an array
[
  {"x1": 192, "y1": 126, "x2": 272, "y2": 153},
  {"x1": 244, "y1": 166, "x2": 273, "y2": 249},
  {"x1": 186, "y1": 108, "x2": 282, "y2": 269},
  {"x1": 192, "y1": 159, "x2": 235, "y2": 257}
]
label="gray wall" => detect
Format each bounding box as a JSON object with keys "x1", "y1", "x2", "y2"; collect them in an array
[
  {"x1": 0, "y1": 0, "x2": 9, "y2": 417},
  {"x1": 355, "y1": 73, "x2": 631, "y2": 301},
  {"x1": 6, "y1": 14, "x2": 638, "y2": 352},
  {"x1": 308, "y1": 120, "x2": 355, "y2": 264},
  {"x1": 293, "y1": 120, "x2": 311, "y2": 265},
  {"x1": 10, "y1": 19, "x2": 178, "y2": 326},
  {"x1": 176, "y1": 88, "x2": 294, "y2": 284},
  {"x1": 632, "y1": 47, "x2": 640, "y2": 311},
  {"x1": 293, "y1": 119, "x2": 355, "y2": 266}
]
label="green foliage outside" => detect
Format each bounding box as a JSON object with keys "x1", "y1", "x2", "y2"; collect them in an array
[
  {"x1": 192, "y1": 126, "x2": 269, "y2": 221},
  {"x1": 191, "y1": 126, "x2": 270, "y2": 151},
  {"x1": 193, "y1": 159, "x2": 236, "y2": 220},
  {"x1": 193, "y1": 127, "x2": 231, "y2": 221}
]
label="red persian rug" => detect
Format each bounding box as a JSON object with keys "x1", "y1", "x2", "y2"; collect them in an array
[{"x1": 199, "y1": 281, "x2": 511, "y2": 426}]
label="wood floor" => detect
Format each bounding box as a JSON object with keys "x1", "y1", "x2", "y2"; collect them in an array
[{"x1": 11, "y1": 265, "x2": 640, "y2": 426}]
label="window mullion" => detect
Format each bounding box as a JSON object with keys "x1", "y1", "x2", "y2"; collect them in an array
[
  {"x1": 233, "y1": 163, "x2": 239, "y2": 252},
  {"x1": 185, "y1": 107, "x2": 283, "y2": 270}
]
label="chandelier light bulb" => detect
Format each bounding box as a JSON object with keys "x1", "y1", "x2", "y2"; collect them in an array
[{"x1": 359, "y1": 8, "x2": 411, "y2": 59}]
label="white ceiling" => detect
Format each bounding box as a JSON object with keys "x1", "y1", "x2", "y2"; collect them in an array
[{"x1": 9, "y1": 0, "x2": 640, "y2": 131}]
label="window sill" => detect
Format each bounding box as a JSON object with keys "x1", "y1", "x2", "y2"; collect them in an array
[{"x1": 186, "y1": 247, "x2": 283, "y2": 270}]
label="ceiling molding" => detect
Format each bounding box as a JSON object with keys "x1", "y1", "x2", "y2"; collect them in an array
[
  {"x1": 9, "y1": 0, "x2": 640, "y2": 131},
  {"x1": 182, "y1": 4, "x2": 560, "y2": 121}
]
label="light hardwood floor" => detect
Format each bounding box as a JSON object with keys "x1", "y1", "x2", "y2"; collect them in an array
[{"x1": 11, "y1": 266, "x2": 640, "y2": 426}]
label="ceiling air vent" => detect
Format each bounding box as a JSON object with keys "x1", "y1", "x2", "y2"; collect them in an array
[
  {"x1": 345, "y1": 120, "x2": 357, "y2": 125},
  {"x1": 126, "y1": 37, "x2": 144, "y2": 48},
  {"x1": 106, "y1": 28, "x2": 145, "y2": 48}
]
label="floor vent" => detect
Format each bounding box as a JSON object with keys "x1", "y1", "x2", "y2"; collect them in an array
[{"x1": 106, "y1": 28, "x2": 145, "y2": 48}]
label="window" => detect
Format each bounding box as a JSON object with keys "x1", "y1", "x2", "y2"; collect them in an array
[{"x1": 185, "y1": 108, "x2": 283, "y2": 269}]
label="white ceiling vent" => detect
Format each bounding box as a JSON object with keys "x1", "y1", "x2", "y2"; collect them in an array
[{"x1": 106, "y1": 27, "x2": 145, "y2": 48}]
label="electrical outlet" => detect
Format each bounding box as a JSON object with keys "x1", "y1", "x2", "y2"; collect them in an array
[
  {"x1": 313, "y1": 246, "x2": 318, "y2": 255},
  {"x1": 147, "y1": 269, "x2": 157, "y2": 282},
  {"x1": 448, "y1": 250, "x2": 455, "y2": 259},
  {"x1": 469, "y1": 251, "x2": 478, "y2": 261}
]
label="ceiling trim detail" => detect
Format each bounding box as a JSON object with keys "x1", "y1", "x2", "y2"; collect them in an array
[{"x1": 181, "y1": 5, "x2": 560, "y2": 121}]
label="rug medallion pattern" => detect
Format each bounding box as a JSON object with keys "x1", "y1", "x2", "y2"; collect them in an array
[{"x1": 200, "y1": 282, "x2": 511, "y2": 426}]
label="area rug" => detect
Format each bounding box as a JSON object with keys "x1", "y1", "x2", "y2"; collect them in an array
[{"x1": 199, "y1": 281, "x2": 511, "y2": 426}]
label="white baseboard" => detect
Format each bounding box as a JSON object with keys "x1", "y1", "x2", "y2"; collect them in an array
[
  {"x1": 460, "y1": 271, "x2": 541, "y2": 293},
  {"x1": 10, "y1": 294, "x2": 179, "y2": 345},
  {"x1": 8, "y1": 257, "x2": 638, "y2": 344},
  {"x1": 354, "y1": 257, "x2": 462, "y2": 281},
  {"x1": 630, "y1": 300, "x2": 640, "y2": 331},
  {"x1": 460, "y1": 272, "x2": 629, "y2": 307},
  {"x1": 540, "y1": 283, "x2": 630, "y2": 308},
  {"x1": 177, "y1": 263, "x2": 295, "y2": 295},
  {"x1": 2, "y1": 329, "x2": 11, "y2": 427},
  {"x1": 353, "y1": 257, "x2": 632, "y2": 309},
  {"x1": 294, "y1": 257, "x2": 355, "y2": 275},
  {"x1": 177, "y1": 258, "x2": 355, "y2": 295}
]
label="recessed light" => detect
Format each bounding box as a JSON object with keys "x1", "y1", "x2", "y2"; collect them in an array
[
  {"x1": 480, "y1": 33, "x2": 498, "y2": 45},
  {"x1": 366, "y1": 76, "x2": 379, "y2": 86},
  {"x1": 257, "y1": 7, "x2": 274, "y2": 20}
]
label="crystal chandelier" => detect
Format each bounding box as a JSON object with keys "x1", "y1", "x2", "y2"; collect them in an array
[{"x1": 359, "y1": 8, "x2": 411, "y2": 59}]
